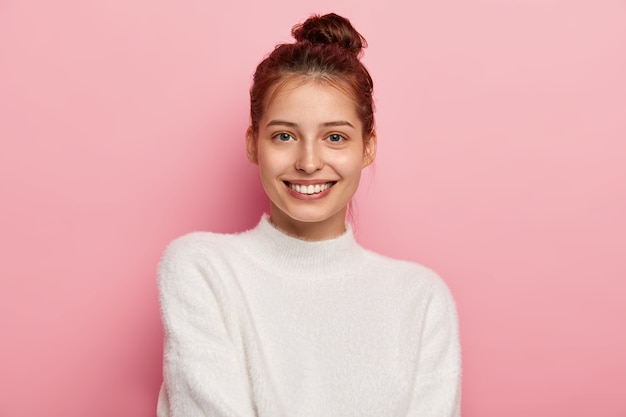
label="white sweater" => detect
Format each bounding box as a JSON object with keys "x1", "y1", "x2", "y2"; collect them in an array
[{"x1": 157, "y1": 216, "x2": 461, "y2": 417}]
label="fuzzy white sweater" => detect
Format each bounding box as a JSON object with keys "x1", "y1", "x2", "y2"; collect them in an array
[{"x1": 157, "y1": 216, "x2": 461, "y2": 417}]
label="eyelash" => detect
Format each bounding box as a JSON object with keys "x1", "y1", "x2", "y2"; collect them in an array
[
  {"x1": 327, "y1": 133, "x2": 345, "y2": 143},
  {"x1": 275, "y1": 132, "x2": 293, "y2": 142},
  {"x1": 272, "y1": 132, "x2": 347, "y2": 143}
]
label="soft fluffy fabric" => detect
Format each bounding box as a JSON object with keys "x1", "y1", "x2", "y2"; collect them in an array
[{"x1": 157, "y1": 216, "x2": 461, "y2": 417}]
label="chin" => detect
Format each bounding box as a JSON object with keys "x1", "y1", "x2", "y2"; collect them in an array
[
  {"x1": 288, "y1": 211, "x2": 342, "y2": 224},
  {"x1": 276, "y1": 203, "x2": 347, "y2": 225}
]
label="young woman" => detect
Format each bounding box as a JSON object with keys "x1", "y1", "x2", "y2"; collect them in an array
[{"x1": 157, "y1": 13, "x2": 461, "y2": 417}]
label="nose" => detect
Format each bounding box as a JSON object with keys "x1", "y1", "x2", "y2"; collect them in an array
[{"x1": 295, "y1": 141, "x2": 323, "y2": 173}]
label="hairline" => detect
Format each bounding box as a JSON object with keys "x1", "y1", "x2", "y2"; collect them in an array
[{"x1": 254, "y1": 73, "x2": 370, "y2": 138}]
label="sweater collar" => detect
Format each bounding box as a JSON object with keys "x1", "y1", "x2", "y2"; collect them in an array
[{"x1": 241, "y1": 215, "x2": 366, "y2": 279}]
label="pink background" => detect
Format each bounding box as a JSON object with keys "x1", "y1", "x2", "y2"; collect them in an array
[{"x1": 1, "y1": 0, "x2": 625, "y2": 416}]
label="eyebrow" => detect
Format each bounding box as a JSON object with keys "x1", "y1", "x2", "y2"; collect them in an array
[
  {"x1": 265, "y1": 120, "x2": 355, "y2": 129},
  {"x1": 322, "y1": 120, "x2": 355, "y2": 128}
]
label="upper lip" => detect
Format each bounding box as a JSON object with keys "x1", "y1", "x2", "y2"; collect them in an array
[{"x1": 283, "y1": 179, "x2": 337, "y2": 185}]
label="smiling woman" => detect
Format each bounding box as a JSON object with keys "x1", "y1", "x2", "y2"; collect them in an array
[
  {"x1": 156, "y1": 12, "x2": 461, "y2": 417},
  {"x1": 249, "y1": 80, "x2": 376, "y2": 240}
]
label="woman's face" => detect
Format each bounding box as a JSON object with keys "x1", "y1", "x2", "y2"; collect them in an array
[{"x1": 247, "y1": 79, "x2": 376, "y2": 240}]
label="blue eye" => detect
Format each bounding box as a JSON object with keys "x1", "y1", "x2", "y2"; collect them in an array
[
  {"x1": 328, "y1": 134, "x2": 344, "y2": 143},
  {"x1": 276, "y1": 133, "x2": 292, "y2": 142}
]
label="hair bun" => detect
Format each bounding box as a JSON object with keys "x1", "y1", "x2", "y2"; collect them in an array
[{"x1": 292, "y1": 13, "x2": 366, "y2": 56}]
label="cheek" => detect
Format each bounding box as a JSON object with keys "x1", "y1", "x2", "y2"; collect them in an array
[
  {"x1": 256, "y1": 143, "x2": 275, "y2": 170},
  {"x1": 257, "y1": 148, "x2": 292, "y2": 181},
  {"x1": 334, "y1": 153, "x2": 366, "y2": 177}
]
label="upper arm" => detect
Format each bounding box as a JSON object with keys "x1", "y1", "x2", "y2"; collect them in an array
[
  {"x1": 157, "y1": 236, "x2": 256, "y2": 417},
  {"x1": 408, "y1": 277, "x2": 462, "y2": 417}
]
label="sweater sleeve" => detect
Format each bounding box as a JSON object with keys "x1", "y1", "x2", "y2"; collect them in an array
[
  {"x1": 407, "y1": 278, "x2": 462, "y2": 417},
  {"x1": 157, "y1": 236, "x2": 256, "y2": 417}
]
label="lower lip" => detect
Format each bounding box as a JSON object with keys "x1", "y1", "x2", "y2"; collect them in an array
[{"x1": 285, "y1": 183, "x2": 334, "y2": 200}]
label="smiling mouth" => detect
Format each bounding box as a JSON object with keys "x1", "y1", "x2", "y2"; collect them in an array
[{"x1": 284, "y1": 181, "x2": 336, "y2": 195}]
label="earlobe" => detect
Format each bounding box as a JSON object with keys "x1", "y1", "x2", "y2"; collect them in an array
[
  {"x1": 245, "y1": 126, "x2": 258, "y2": 164},
  {"x1": 362, "y1": 130, "x2": 377, "y2": 167}
]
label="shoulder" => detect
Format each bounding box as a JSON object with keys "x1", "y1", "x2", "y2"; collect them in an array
[
  {"x1": 361, "y1": 249, "x2": 455, "y2": 302},
  {"x1": 159, "y1": 231, "x2": 235, "y2": 266},
  {"x1": 157, "y1": 231, "x2": 243, "y2": 284},
  {"x1": 161, "y1": 231, "x2": 236, "y2": 260},
  {"x1": 362, "y1": 249, "x2": 439, "y2": 284}
]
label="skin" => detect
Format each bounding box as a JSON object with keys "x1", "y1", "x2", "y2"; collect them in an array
[{"x1": 246, "y1": 78, "x2": 376, "y2": 241}]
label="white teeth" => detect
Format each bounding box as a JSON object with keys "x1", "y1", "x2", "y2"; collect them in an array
[{"x1": 288, "y1": 182, "x2": 333, "y2": 195}]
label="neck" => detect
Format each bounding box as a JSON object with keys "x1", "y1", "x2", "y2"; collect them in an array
[
  {"x1": 268, "y1": 204, "x2": 347, "y2": 241},
  {"x1": 243, "y1": 215, "x2": 366, "y2": 279}
]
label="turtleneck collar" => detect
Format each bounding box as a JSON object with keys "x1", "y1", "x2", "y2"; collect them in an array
[{"x1": 240, "y1": 215, "x2": 367, "y2": 279}]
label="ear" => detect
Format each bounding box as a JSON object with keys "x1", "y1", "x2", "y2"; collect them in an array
[
  {"x1": 362, "y1": 130, "x2": 377, "y2": 168},
  {"x1": 245, "y1": 126, "x2": 258, "y2": 164}
]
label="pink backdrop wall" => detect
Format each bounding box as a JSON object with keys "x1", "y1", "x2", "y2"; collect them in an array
[{"x1": 1, "y1": 0, "x2": 625, "y2": 416}]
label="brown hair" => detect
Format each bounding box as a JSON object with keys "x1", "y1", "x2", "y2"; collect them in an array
[{"x1": 249, "y1": 13, "x2": 375, "y2": 137}]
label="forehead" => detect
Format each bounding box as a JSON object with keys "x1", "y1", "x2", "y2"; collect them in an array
[{"x1": 262, "y1": 78, "x2": 362, "y2": 126}]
